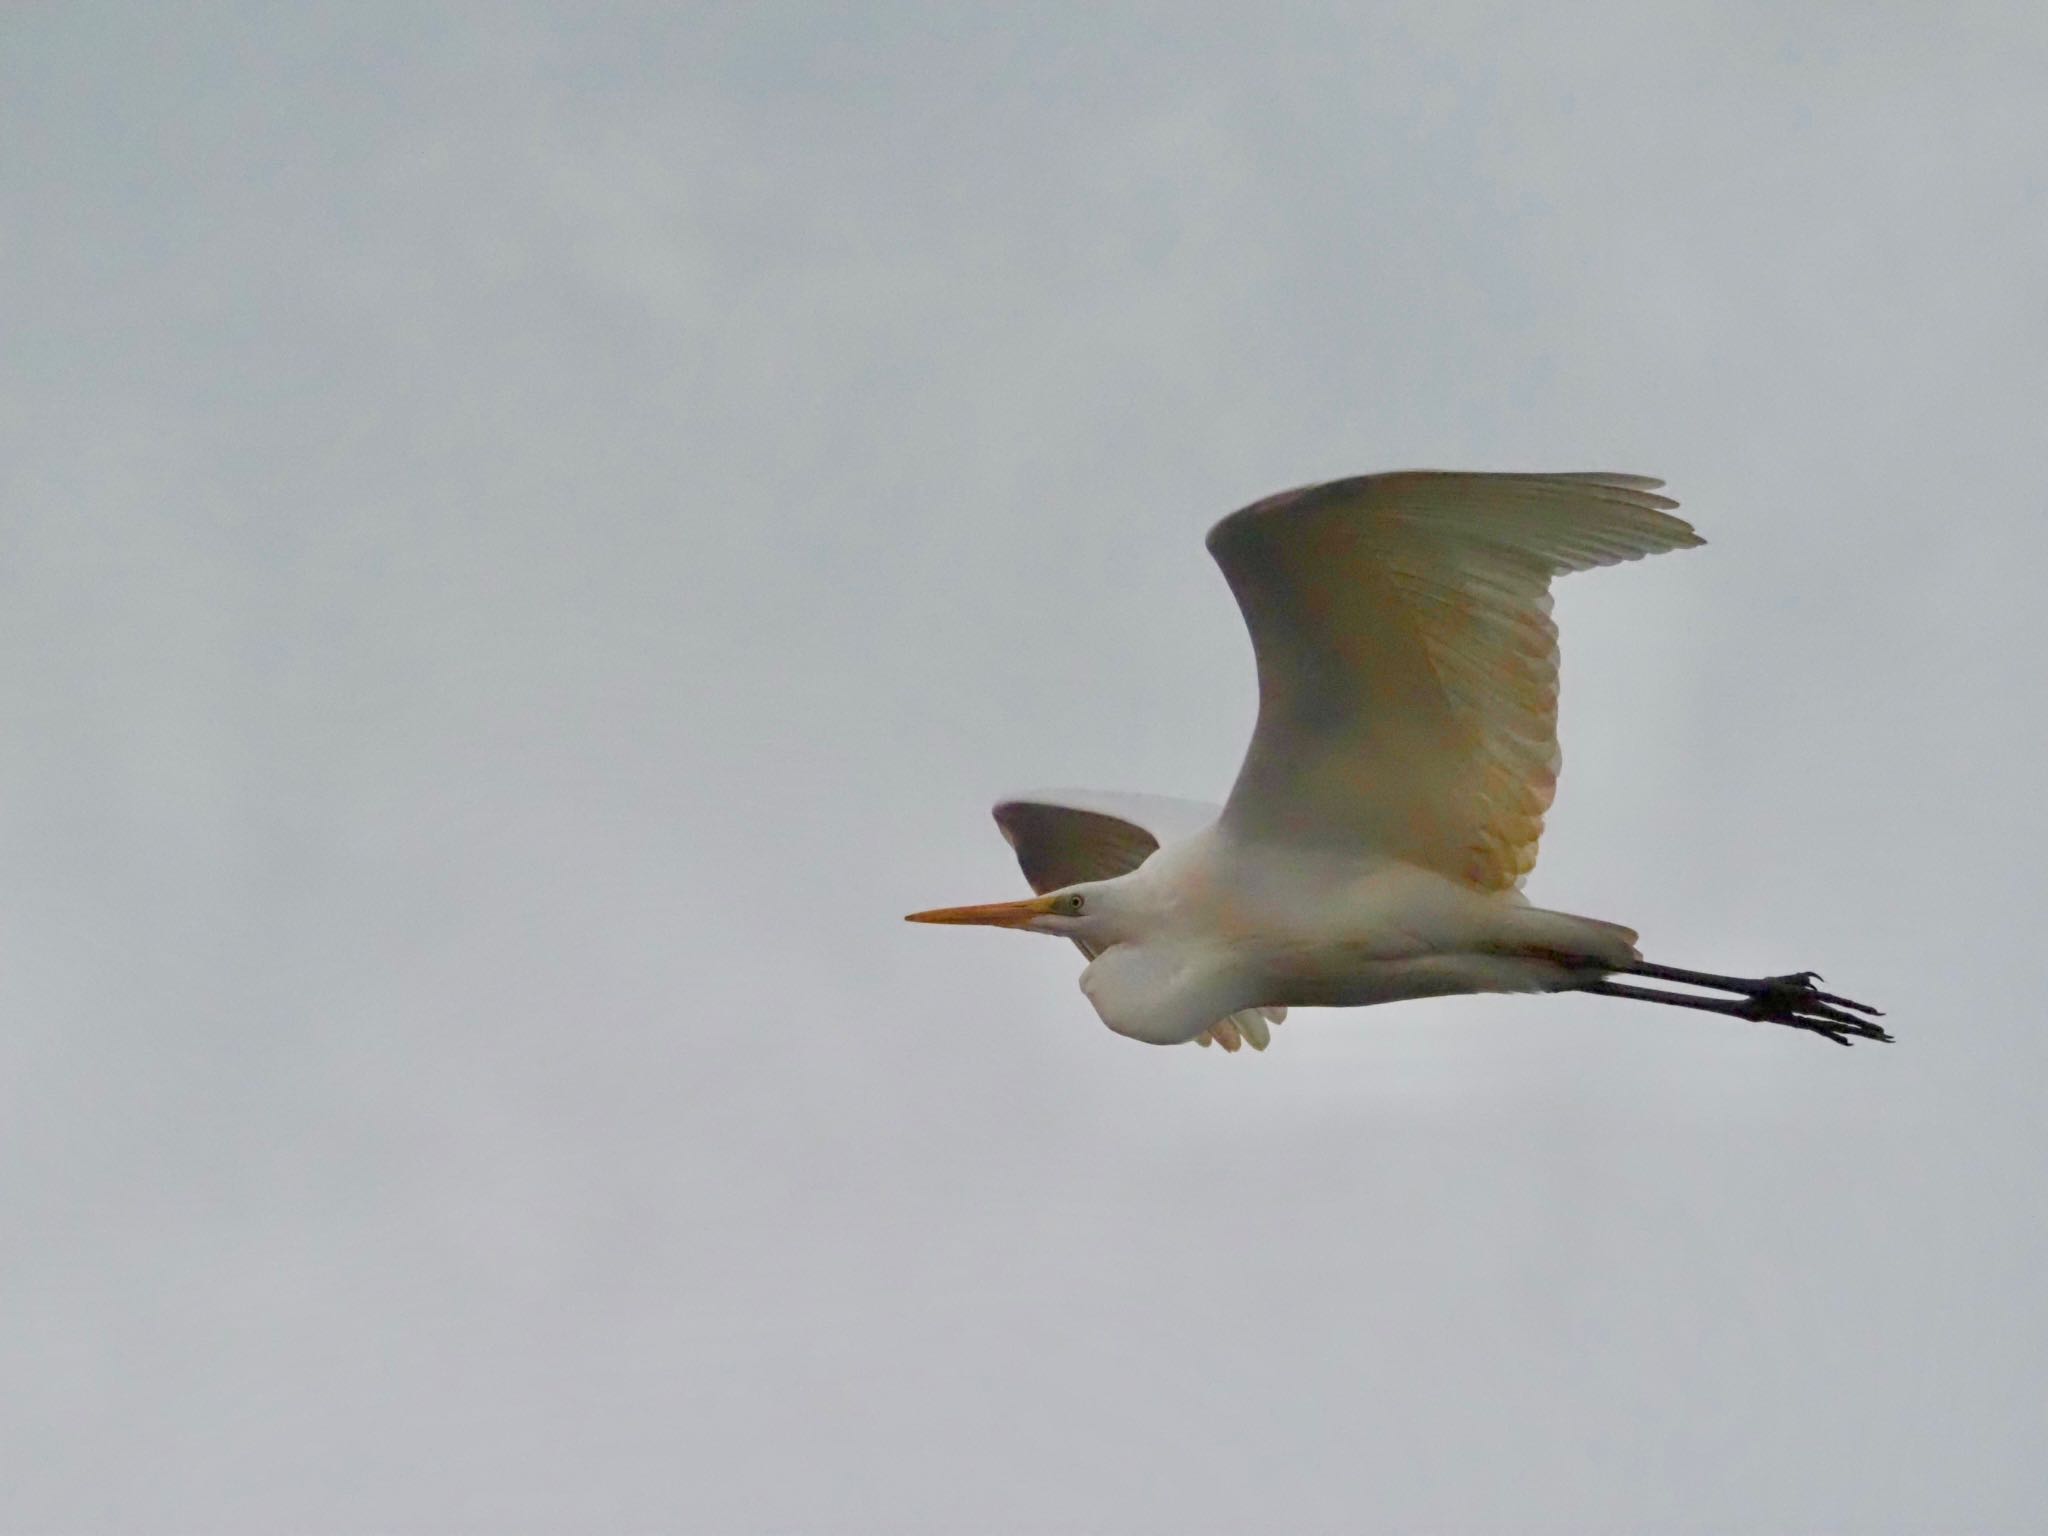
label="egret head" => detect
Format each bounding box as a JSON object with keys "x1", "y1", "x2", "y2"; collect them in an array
[{"x1": 905, "y1": 881, "x2": 1123, "y2": 941}]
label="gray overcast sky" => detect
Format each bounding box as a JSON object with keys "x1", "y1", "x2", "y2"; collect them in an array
[{"x1": 5, "y1": 3, "x2": 2046, "y2": 1531}]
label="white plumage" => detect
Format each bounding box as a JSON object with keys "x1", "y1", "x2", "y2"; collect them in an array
[
  {"x1": 909, "y1": 471, "x2": 1888, "y2": 1050},
  {"x1": 991, "y1": 792, "x2": 1286, "y2": 1050}
]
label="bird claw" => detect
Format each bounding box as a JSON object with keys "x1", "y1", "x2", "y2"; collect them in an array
[
  {"x1": 1744, "y1": 973, "x2": 1893, "y2": 1045},
  {"x1": 1766, "y1": 970, "x2": 1822, "y2": 989},
  {"x1": 1760, "y1": 970, "x2": 1882, "y2": 1015}
]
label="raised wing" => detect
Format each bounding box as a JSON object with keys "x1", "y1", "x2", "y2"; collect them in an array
[
  {"x1": 1206, "y1": 472, "x2": 1701, "y2": 890},
  {"x1": 992, "y1": 790, "x2": 1283, "y2": 1051},
  {"x1": 995, "y1": 794, "x2": 1175, "y2": 892}
]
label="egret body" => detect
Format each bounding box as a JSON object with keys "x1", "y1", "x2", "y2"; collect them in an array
[{"x1": 909, "y1": 472, "x2": 1886, "y2": 1050}]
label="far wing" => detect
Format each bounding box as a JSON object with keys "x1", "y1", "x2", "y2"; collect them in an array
[
  {"x1": 1206, "y1": 472, "x2": 1701, "y2": 891},
  {"x1": 992, "y1": 790, "x2": 1284, "y2": 1051},
  {"x1": 993, "y1": 794, "x2": 1172, "y2": 893}
]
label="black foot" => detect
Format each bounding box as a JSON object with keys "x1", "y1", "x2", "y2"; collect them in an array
[
  {"x1": 1741, "y1": 973, "x2": 1892, "y2": 1047},
  {"x1": 1601, "y1": 961, "x2": 1892, "y2": 1047}
]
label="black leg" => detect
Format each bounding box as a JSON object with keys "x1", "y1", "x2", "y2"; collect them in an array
[
  {"x1": 1576, "y1": 978, "x2": 1893, "y2": 1047},
  {"x1": 1622, "y1": 960, "x2": 1884, "y2": 1020}
]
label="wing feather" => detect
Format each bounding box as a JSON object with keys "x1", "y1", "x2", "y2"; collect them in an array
[
  {"x1": 1206, "y1": 471, "x2": 1701, "y2": 890},
  {"x1": 993, "y1": 800, "x2": 1162, "y2": 893}
]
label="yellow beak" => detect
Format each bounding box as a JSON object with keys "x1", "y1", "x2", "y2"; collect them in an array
[{"x1": 904, "y1": 894, "x2": 1055, "y2": 928}]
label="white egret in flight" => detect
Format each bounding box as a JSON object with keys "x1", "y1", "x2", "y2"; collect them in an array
[{"x1": 908, "y1": 471, "x2": 1887, "y2": 1050}]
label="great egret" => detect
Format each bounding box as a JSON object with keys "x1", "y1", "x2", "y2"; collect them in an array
[{"x1": 908, "y1": 471, "x2": 1887, "y2": 1050}]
